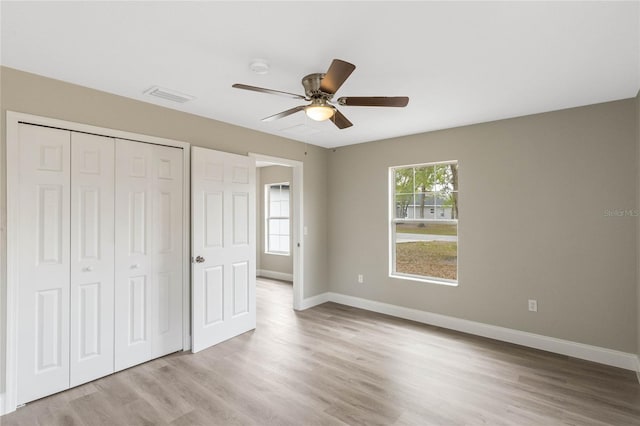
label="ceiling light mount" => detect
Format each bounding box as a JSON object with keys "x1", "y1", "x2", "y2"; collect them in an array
[{"x1": 249, "y1": 59, "x2": 270, "y2": 75}]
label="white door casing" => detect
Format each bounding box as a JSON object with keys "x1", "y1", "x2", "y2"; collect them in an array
[
  {"x1": 69, "y1": 133, "x2": 115, "y2": 387},
  {"x1": 114, "y1": 140, "x2": 183, "y2": 371},
  {"x1": 249, "y1": 153, "x2": 304, "y2": 310},
  {"x1": 191, "y1": 147, "x2": 256, "y2": 353},
  {"x1": 16, "y1": 124, "x2": 71, "y2": 404}
]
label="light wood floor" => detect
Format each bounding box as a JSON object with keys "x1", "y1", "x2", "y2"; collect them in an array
[{"x1": 3, "y1": 278, "x2": 640, "y2": 425}]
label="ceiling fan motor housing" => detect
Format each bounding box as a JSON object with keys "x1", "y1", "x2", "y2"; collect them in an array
[{"x1": 302, "y1": 73, "x2": 332, "y2": 100}]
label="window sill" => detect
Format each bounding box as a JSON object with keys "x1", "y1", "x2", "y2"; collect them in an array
[
  {"x1": 265, "y1": 251, "x2": 290, "y2": 257},
  {"x1": 390, "y1": 273, "x2": 458, "y2": 287}
]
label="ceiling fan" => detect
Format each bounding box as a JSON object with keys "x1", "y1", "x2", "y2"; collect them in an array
[{"x1": 232, "y1": 59, "x2": 409, "y2": 129}]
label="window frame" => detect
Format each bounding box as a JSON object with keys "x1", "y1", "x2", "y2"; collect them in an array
[
  {"x1": 265, "y1": 182, "x2": 291, "y2": 256},
  {"x1": 389, "y1": 160, "x2": 459, "y2": 286}
]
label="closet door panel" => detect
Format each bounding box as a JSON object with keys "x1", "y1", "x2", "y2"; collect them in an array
[
  {"x1": 115, "y1": 140, "x2": 154, "y2": 371},
  {"x1": 151, "y1": 145, "x2": 183, "y2": 357},
  {"x1": 70, "y1": 133, "x2": 115, "y2": 387},
  {"x1": 115, "y1": 140, "x2": 184, "y2": 371},
  {"x1": 17, "y1": 124, "x2": 71, "y2": 404}
]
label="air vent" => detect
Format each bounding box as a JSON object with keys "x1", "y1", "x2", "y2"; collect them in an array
[{"x1": 143, "y1": 86, "x2": 195, "y2": 103}]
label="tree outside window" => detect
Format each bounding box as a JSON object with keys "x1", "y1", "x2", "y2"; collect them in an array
[{"x1": 391, "y1": 162, "x2": 458, "y2": 284}]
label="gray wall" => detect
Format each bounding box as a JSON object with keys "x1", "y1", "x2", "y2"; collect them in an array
[
  {"x1": 637, "y1": 89, "x2": 640, "y2": 360},
  {"x1": 0, "y1": 66, "x2": 330, "y2": 395},
  {"x1": 1, "y1": 65, "x2": 638, "y2": 401},
  {"x1": 328, "y1": 99, "x2": 638, "y2": 353},
  {"x1": 257, "y1": 165, "x2": 294, "y2": 277}
]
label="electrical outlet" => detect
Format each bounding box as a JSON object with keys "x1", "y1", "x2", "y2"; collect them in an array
[
  {"x1": 528, "y1": 299, "x2": 538, "y2": 312},
  {"x1": 358, "y1": 274, "x2": 364, "y2": 283}
]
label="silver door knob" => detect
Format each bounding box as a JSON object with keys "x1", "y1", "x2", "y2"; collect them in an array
[{"x1": 195, "y1": 256, "x2": 205, "y2": 263}]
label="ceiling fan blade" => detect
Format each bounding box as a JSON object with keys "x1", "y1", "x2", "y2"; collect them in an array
[
  {"x1": 331, "y1": 109, "x2": 353, "y2": 129},
  {"x1": 232, "y1": 83, "x2": 307, "y2": 100},
  {"x1": 320, "y1": 59, "x2": 356, "y2": 94},
  {"x1": 337, "y1": 96, "x2": 409, "y2": 107},
  {"x1": 262, "y1": 106, "x2": 306, "y2": 122}
]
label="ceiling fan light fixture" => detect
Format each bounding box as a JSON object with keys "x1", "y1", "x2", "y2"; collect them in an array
[
  {"x1": 232, "y1": 58, "x2": 408, "y2": 130},
  {"x1": 305, "y1": 104, "x2": 335, "y2": 121}
]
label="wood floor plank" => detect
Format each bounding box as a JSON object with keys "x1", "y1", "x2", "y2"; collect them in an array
[
  {"x1": 3, "y1": 278, "x2": 640, "y2": 425},
  {"x1": 68, "y1": 391, "x2": 129, "y2": 426},
  {"x1": 117, "y1": 367, "x2": 194, "y2": 422},
  {"x1": 119, "y1": 398, "x2": 169, "y2": 426}
]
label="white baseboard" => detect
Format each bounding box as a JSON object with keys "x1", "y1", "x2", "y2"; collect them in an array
[
  {"x1": 300, "y1": 292, "x2": 330, "y2": 310},
  {"x1": 636, "y1": 356, "x2": 640, "y2": 383},
  {"x1": 300, "y1": 292, "x2": 638, "y2": 372},
  {"x1": 257, "y1": 269, "x2": 293, "y2": 282},
  {"x1": 0, "y1": 393, "x2": 6, "y2": 416}
]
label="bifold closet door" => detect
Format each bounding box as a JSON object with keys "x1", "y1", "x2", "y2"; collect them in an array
[
  {"x1": 17, "y1": 124, "x2": 71, "y2": 405},
  {"x1": 15, "y1": 124, "x2": 183, "y2": 404},
  {"x1": 69, "y1": 133, "x2": 115, "y2": 387},
  {"x1": 114, "y1": 140, "x2": 183, "y2": 371}
]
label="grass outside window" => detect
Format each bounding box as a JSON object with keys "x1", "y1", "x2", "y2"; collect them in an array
[{"x1": 390, "y1": 162, "x2": 458, "y2": 284}]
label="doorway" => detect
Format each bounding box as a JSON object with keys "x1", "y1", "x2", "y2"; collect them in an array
[{"x1": 249, "y1": 153, "x2": 304, "y2": 310}]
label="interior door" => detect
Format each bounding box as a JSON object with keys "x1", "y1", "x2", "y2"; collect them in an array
[
  {"x1": 191, "y1": 147, "x2": 256, "y2": 353},
  {"x1": 69, "y1": 132, "x2": 115, "y2": 387},
  {"x1": 17, "y1": 124, "x2": 71, "y2": 404},
  {"x1": 114, "y1": 140, "x2": 183, "y2": 371}
]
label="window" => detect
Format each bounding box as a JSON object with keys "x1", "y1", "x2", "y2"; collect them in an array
[
  {"x1": 266, "y1": 183, "x2": 290, "y2": 255},
  {"x1": 390, "y1": 161, "x2": 458, "y2": 285}
]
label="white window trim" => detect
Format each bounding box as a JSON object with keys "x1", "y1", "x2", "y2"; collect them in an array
[
  {"x1": 388, "y1": 161, "x2": 459, "y2": 286},
  {"x1": 265, "y1": 182, "x2": 291, "y2": 256}
]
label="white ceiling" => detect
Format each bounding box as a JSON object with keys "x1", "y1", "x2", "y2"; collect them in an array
[{"x1": 2, "y1": 1, "x2": 639, "y2": 148}]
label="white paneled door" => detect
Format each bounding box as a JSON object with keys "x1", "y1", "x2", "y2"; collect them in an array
[
  {"x1": 17, "y1": 124, "x2": 71, "y2": 404},
  {"x1": 69, "y1": 133, "x2": 115, "y2": 387},
  {"x1": 191, "y1": 147, "x2": 256, "y2": 353},
  {"x1": 114, "y1": 140, "x2": 183, "y2": 371}
]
